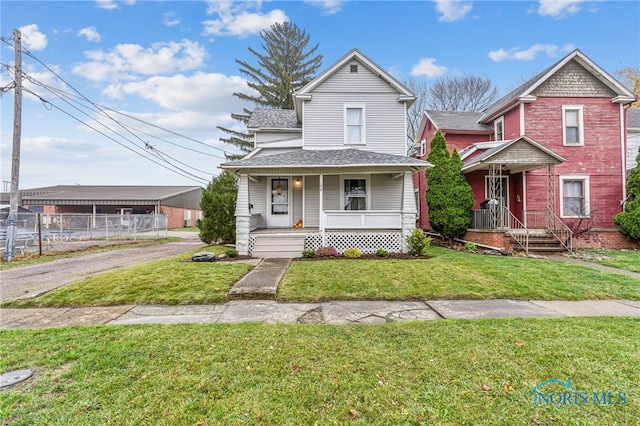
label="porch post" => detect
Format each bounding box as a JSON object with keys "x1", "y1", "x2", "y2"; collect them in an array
[
  {"x1": 488, "y1": 164, "x2": 503, "y2": 229},
  {"x1": 236, "y1": 173, "x2": 251, "y2": 256},
  {"x1": 319, "y1": 174, "x2": 325, "y2": 246},
  {"x1": 401, "y1": 171, "x2": 417, "y2": 253}
]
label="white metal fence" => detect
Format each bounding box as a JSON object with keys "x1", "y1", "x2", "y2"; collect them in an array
[{"x1": 1, "y1": 213, "x2": 168, "y2": 255}]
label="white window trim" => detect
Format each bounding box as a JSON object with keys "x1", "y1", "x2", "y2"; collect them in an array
[
  {"x1": 494, "y1": 116, "x2": 504, "y2": 141},
  {"x1": 419, "y1": 138, "x2": 426, "y2": 157},
  {"x1": 562, "y1": 105, "x2": 584, "y2": 146},
  {"x1": 344, "y1": 104, "x2": 366, "y2": 145},
  {"x1": 559, "y1": 175, "x2": 590, "y2": 218},
  {"x1": 341, "y1": 175, "x2": 371, "y2": 210}
]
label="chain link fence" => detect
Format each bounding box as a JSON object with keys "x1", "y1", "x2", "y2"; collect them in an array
[{"x1": 1, "y1": 213, "x2": 168, "y2": 256}]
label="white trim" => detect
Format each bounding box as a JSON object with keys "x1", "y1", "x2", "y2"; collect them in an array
[
  {"x1": 562, "y1": 105, "x2": 585, "y2": 146},
  {"x1": 344, "y1": 104, "x2": 366, "y2": 145},
  {"x1": 302, "y1": 175, "x2": 306, "y2": 229},
  {"x1": 266, "y1": 177, "x2": 292, "y2": 227},
  {"x1": 559, "y1": 175, "x2": 590, "y2": 218},
  {"x1": 519, "y1": 103, "x2": 526, "y2": 135},
  {"x1": 522, "y1": 171, "x2": 527, "y2": 226},
  {"x1": 620, "y1": 104, "x2": 627, "y2": 201},
  {"x1": 494, "y1": 116, "x2": 504, "y2": 141},
  {"x1": 340, "y1": 174, "x2": 371, "y2": 210},
  {"x1": 419, "y1": 138, "x2": 426, "y2": 157}
]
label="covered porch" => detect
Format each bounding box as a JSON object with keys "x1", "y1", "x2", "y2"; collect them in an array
[
  {"x1": 220, "y1": 148, "x2": 430, "y2": 257},
  {"x1": 460, "y1": 136, "x2": 572, "y2": 253}
]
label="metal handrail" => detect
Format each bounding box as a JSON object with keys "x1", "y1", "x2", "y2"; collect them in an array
[
  {"x1": 501, "y1": 206, "x2": 529, "y2": 253},
  {"x1": 544, "y1": 207, "x2": 573, "y2": 252}
]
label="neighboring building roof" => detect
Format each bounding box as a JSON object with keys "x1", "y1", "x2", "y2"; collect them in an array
[
  {"x1": 248, "y1": 109, "x2": 300, "y2": 131},
  {"x1": 221, "y1": 148, "x2": 430, "y2": 169},
  {"x1": 19, "y1": 185, "x2": 202, "y2": 203},
  {"x1": 461, "y1": 136, "x2": 565, "y2": 173},
  {"x1": 481, "y1": 49, "x2": 637, "y2": 122},
  {"x1": 628, "y1": 108, "x2": 640, "y2": 130},
  {"x1": 424, "y1": 110, "x2": 492, "y2": 133}
]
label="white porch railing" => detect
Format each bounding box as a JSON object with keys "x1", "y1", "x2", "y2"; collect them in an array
[
  {"x1": 250, "y1": 213, "x2": 261, "y2": 231},
  {"x1": 322, "y1": 210, "x2": 402, "y2": 229}
]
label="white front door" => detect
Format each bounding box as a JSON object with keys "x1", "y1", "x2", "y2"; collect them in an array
[{"x1": 268, "y1": 177, "x2": 290, "y2": 227}]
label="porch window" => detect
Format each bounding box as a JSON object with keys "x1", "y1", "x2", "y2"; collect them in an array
[
  {"x1": 344, "y1": 104, "x2": 366, "y2": 145},
  {"x1": 343, "y1": 178, "x2": 367, "y2": 210},
  {"x1": 560, "y1": 176, "x2": 590, "y2": 218},
  {"x1": 562, "y1": 105, "x2": 584, "y2": 146}
]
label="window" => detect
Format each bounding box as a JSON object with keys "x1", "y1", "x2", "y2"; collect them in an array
[
  {"x1": 350, "y1": 64, "x2": 358, "y2": 73},
  {"x1": 494, "y1": 117, "x2": 504, "y2": 141},
  {"x1": 344, "y1": 105, "x2": 366, "y2": 145},
  {"x1": 560, "y1": 176, "x2": 590, "y2": 218},
  {"x1": 562, "y1": 105, "x2": 584, "y2": 146},
  {"x1": 343, "y1": 178, "x2": 367, "y2": 210},
  {"x1": 419, "y1": 138, "x2": 426, "y2": 157}
]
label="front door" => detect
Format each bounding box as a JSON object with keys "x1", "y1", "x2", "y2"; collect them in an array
[{"x1": 268, "y1": 177, "x2": 290, "y2": 227}]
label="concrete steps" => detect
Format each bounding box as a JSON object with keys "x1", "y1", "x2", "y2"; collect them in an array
[
  {"x1": 511, "y1": 232, "x2": 567, "y2": 253},
  {"x1": 251, "y1": 233, "x2": 306, "y2": 258}
]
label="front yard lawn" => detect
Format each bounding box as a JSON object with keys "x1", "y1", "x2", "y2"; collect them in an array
[
  {"x1": 278, "y1": 247, "x2": 640, "y2": 302},
  {"x1": 1, "y1": 247, "x2": 253, "y2": 308},
  {"x1": 1, "y1": 318, "x2": 638, "y2": 425},
  {"x1": 576, "y1": 249, "x2": 640, "y2": 273}
]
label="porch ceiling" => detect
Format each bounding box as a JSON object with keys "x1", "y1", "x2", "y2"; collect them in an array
[
  {"x1": 220, "y1": 148, "x2": 431, "y2": 174},
  {"x1": 462, "y1": 136, "x2": 564, "y2": 174}
]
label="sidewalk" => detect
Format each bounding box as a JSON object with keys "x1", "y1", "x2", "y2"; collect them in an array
[{"x1": 2, "y1": 299, "x2": 639, "y2": 329}]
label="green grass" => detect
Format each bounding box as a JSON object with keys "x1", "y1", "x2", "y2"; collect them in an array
[
  {"x1": 1, "y1": 247, "x2": 253, "y2": 308},
  {"x1": 0, "y1": 237, "x2": 182, "y2": 271},
  {"x1": 1, "y1": 318, "x2": 638, "y2": 425},
  {"x1": 278, "y1": 247, "x2": 640, "y2": 302},
  {"x1": 169, "y1": 226, "x2": 199, "y2": 232},
  {"x1": 579, "y1": 249, "x2": 640, "y2": 273}
]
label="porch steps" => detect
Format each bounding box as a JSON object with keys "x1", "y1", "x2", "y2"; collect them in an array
[
  {"x1": 251, "y1": 233, "x2": 306, "y2": 258},
  {"x1": 510, "y1": 232, "x2": 567, "y2": 253}
]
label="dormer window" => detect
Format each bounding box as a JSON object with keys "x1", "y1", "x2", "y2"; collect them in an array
[
  {"x1": 494, "y1": 117, "x2": 504, "y2": 141},
  {"x1": 350, "y1": 64, "x2": 358, "y2": 73}
]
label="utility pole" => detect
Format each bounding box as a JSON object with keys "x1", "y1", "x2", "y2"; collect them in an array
[{"x1": 5, "y1": 29, "x2": 22, "y2": 261}]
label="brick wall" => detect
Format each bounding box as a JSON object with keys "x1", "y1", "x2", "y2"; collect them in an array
[
  {"x1": 462, "y1": 230, "x2": 515, "y2": 251},
  {"x1": 159, "y1": 206, "x2": 199, "y2": 229},
  {"x1": 572, "y1": 229, "x2": 640, "y2": 250}
]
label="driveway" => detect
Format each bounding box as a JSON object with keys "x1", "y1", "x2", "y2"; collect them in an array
[{"x1": 0, "y1": 232, "x2": 204, "y2": 302}]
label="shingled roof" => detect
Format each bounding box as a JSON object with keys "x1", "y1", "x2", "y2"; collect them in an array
[
  {"x1": 248, "y1": 109, "x2": 300, "y2": 130},
  {"x1": 424, "y1": 110, "x2": 492, "y2": 133},
  {"x1": 221, "y1": 148, "x2": 430, "y2": 169}
]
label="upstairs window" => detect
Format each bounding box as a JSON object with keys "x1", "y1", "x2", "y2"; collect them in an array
[
  {"x1": 562, "y1": 105, "x2": 584, "y2": 146},
  {"x1": 344, "y1": 105, "x2": 366, "y2": 145},
  {"x1": 494, "y1": 117, "x2": 504, "y2": 141},
  {"x1": 419, "y1": 138, "x2": 427, "y2": 157},
  {"x1": 560, "y1": 175, "x2": 590, "y2": 218}
]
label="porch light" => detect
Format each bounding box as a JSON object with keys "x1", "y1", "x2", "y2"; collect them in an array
[{"x1": 295, "y1": 178, "x2": 301, "y2": 186}]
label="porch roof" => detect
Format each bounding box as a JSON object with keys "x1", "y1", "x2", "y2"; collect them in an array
[
  {"x1": 461, "y1": 136, "x2": 565, "y2": 174},
  {"x1": 220, "y1": 148, "x2": 431, "y2": 172}
]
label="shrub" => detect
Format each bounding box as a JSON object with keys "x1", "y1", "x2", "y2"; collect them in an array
[
  {"x1": 199, "y1": 172, "x2": 237, "y2": 244},
  {"x1": 301, "y1": 249, "x2": 316, "y2": 258},
  {"x1": 225, "y1": 248, "x2": 239, "y2": 258},
  {"x1": 343, "y1": 248, "x2": 362, "y2": 258},
  {"x1": 406, "y1": 228, "x2": 432, "y2": 256},
  {"x1": 464, "y1": 242, "x2": 478, "y2": 252},
  {"x1": 315, "y1": 246, "x2": 339, "y2": 257},
  {"x1": 375, "y1": 248, "x2": 389, "y2": 257}
]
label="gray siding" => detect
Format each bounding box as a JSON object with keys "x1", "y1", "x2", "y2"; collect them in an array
[
  {"x1": 302, "y1": 60, "x2": 407, "y2": 156},
  {"x1": 534, "y1": 60, "x2": 617, "y2": 97},
  {"x1": 304, "y1": 175, "x2": 319, "y2": 227},
  {"x1": 292, "y1": 176, "x2": 303, "y2": 224},
  {"x1": 255, "y1": 131, "x2": 301, "y2": 144},
  {"x1": 323, "y1": 175, "x2": 340, "y2": 210},
  {"x1": 371, "y1": 174, "x2": 402, "y2": 210},
  {"x1": 249, "y1": 177, "x2": 267, "y2": 228},
  {"x1": 252, "y1": 148, "x2": 299, "y2": 158}
]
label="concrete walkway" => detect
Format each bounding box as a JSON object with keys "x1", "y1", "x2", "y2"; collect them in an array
[{"x1": 1, "y1": 299, "x2": 639, "y2": 329}]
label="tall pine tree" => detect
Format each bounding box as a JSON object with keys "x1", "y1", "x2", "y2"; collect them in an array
[
  {"x1": 218, "y1": 22, "x2": 322, "y2": 157},
  {"x1": 426, "y1": 130, "x2": 475, "y2": 241}
]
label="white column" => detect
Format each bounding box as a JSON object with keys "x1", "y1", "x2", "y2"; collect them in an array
[
  {"x1": 236, "y1": 174, "x2": 251, "y2": 256},
  {"x1": 401, "y1": 171, "x2": 417, "y2": 253},
  {"x1": 319, "y1": 174, "x2": 325, "y2": 246}
]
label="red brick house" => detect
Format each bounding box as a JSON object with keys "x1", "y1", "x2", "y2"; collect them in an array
[{"x1": 413, "y1": 50, "x2": 638, "y2": 252}]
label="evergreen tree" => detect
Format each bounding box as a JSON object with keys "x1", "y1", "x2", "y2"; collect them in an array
[
  {"x1": 614, "y1": 148, "x2": 640, "y2": 240},
  {"x1": 198, "y1": 172, "x2": 238, "y2": 244},
  {"x1": 218, "y1": 22, "x2": 322, "y2": 156},
  {"x1": 426, "y1": 130, "x2": 475, "y2": 241}
]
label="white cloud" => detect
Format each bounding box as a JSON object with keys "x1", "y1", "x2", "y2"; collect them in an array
[
  {"x1": 488, "y1": 44, "x2": 575, "y2": 61},
  {"x1": 19, "y1": 24, "x2": 47, "y2": 51},
  {"x1": 78, "y1": 26, "x2": 101, "y2": 42},
  {"x1": 304, "y1": 0, "x2": 344, "y2": 15},
  {"x1": 538, "y1": 0, "x2": 587, "y2": 19},
  {"x1": 72, "y1": 40, "x2": 208, "y2": 82},
  {"x1": 202, "y1": 1, "x2": 288, "y2": 38},
  {"x1": 410, "y1": 58, "x2": 448, "y2": 78},
  {"x1": 95, "y1": 0, "x2": 135, "y2": 10},
  {"x1": 163, "y1": 12, "x2": 181, "y2": 27},
  {"x1": 434, "y1": 0, "x2": 473, "y2": 23}
]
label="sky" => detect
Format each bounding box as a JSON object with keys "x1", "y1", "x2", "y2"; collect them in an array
[{"x1": 1, "y1": 0, "x2": 639, "y2": 190}]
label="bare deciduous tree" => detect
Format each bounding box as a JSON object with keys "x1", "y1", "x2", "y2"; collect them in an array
[
  {"x1": 428, "y1": 74, "x2": 499, "y2": 112},
  {"x1": 404, "y1": 77, "x2": 429, "y2": 155}
]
